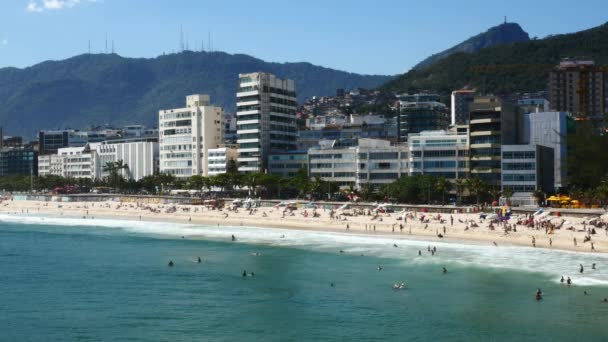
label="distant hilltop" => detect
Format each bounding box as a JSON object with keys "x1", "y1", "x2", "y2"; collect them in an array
[{"x1": 413, "y1": 22, "x2": 530, "y2": 70}]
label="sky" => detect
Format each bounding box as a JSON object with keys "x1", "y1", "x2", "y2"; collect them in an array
[{"x1": 0, "y1": 0, "x2": 607, "y2": 75}]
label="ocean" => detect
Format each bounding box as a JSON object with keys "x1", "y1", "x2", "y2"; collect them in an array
[{"x1": 1, "y1": 213, "x2": 607, "y2": 341}]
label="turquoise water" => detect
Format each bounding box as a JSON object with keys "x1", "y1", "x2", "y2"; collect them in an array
[{"x1": 1, "y1": 214, "x2": 608, "y2": 341}]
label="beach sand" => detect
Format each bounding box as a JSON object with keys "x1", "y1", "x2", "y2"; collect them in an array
[{"x1": 1, "y1": 199, "x2": 607, "y2": 254}]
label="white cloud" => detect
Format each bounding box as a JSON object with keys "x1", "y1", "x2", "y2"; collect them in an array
[
  {"x1": 26, "y1": 0, "x2": 101, "y2": 12},
  {"x1": 2, "y1": 39, "x2": 8, "y2": 46}
]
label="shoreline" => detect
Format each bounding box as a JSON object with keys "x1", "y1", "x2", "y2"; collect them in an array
[{"x1": 1, "y1": 200, "x2": 607, "y2": 254}]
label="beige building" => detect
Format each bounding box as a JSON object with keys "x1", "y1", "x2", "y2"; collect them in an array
[{"x1": 159, "y1": 95, "x2": 224, "y2": 178}]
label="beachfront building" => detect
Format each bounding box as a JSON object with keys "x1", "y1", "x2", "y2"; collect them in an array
[
  {"x1": 501, "y1": 144, "x2": 554, "y2": 195},
  {"x1": 58, "y1": 145, "x2": 97, "y2": 179},
  {"x1": 0, "y1": 147, "x2": 37, "y2": 176},
  {"x1": 398, "y1": 94, "x2": 449, "y2": 142},
  {"x1": 207, "y1": 146, "x2": 238, "y2": 176},
  {"x1": 159, "y1": 95, "x2": 224, "y2": 178},
  {"x1": 268, "y1": 151, "x2": 308, "y2": 178},
  {"x1": 308, "y1": 139, "x2": 408, "y2": 189},
  {"x1": 38, "y1": 154, "x2": 65, "y2": 177},
  {"x1": 407, "y1": 127, "x2": 470, "y2": 181},
  {"x1": 451, "y1": 89, "x2": 475, "y2": 125},
  {"x1": 236, "y1": 72, "x2": 297, "y2": 173},
  {"x1": 521, "y1": 111, "x2": 569, "y2": 189},
  {"x1": 94, "y1": 140, "x2": 159, "y2": 181},
  {"x1": 468, "y1": 96, "x2": 519, "y2": 186},
  {"x1": 38, "y1": 141, "x2": 159, "y2": 181}
]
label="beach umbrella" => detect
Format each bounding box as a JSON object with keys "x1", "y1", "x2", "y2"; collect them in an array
[{"x1": 546, "y1": 196, "x2": 560, "y2": 201}]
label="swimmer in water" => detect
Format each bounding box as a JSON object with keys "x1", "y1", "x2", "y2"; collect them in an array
[
  {"x1": 443, "y1": 267, "x2": 447, "y2": 274},
  {"x1": 197, "y1": 257, "x2": 201, "y2": 263},
  {"x1": 418, "y1": 250, "x2": 422, "y2": 256},
  {"x1": 242, "y1": 270, "x2": 247, "y2": 277},
  {"x1": 580, "y1": 264, "x2": 584, "y2": 273},
  {"x1": 168, "y1": 260, "x2": 174, "y2": 267},
  {"x1": 592, "y1": 263, "x2": 596, "y2": 270},
  {"x1": 393, "y1": 244, "x2": 398, "y2": 248},
  {"x1": 567, "y1": 277, "x2": 572, "y2": 286},
  {"x1": 560, "y1": 276, "x2": 564, "y2": 283},
  {"x1": 377, "y1": 265, "x2": 383, "y2": 271}
]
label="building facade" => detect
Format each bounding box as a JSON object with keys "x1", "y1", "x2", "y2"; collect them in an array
[
  {"x1": 0, "y1": 147, "x2": 37, "y2": 176},
  {"x1": 468, "y1": 96, "x2": 518, "y2": 186},
  {"x1": 159, "y1": 95, "x2": 224, "y2": 178},
  {"x1": 521, "y1": 111, "x2": 568, "y2": 189},
  {"x1": 308, "y1": 139, "x2": 408, "y2": 189},
  {"x1": 549, "y1": 60, "x2": 606, "y2": 126},
  {"x1": 95, "y1": 140, "x2": 159, "y2": 181},
  {"x1": 451, "y1": 89, "x2": 475, "y2": 125},
  {"x1": 236, "y1": 72, "x2": 297, "y2": 173},
  {"x1": 407, "y1": 128, "x2": 469, "y2": 180},
  {"x1": 268, "y1": 151, "x2": 308, "y2": 178},
  {"x1": 398, "y1": 96, "x2": 449, "y2": 142},
  {"x1": 501, "y1": 144, "x2": 554, "y2": 194},
  {"x1": 207, "y1": 146, "x2": 238, "y2": 176}
]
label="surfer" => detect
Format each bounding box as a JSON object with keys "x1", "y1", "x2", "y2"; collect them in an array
[
  {"x1": 168, "y1": 260, "x2": 174, "y2": 267},
  {"x1": 535, "y1": 288, "x2": 543, "y2": 301}
]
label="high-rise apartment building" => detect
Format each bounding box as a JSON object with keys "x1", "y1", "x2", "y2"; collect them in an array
[
  {"x1": 398, "y1": 94, "x2": 449, "y2": 142},
  {"x1": 236, "y1": 72, "x2": 297, "y2": 173},
  {"x1": 549, "y1": 60, "x2": 606, "y2": 126},
  {"x1": 451, "y1": 90, "x2": 475, "y2": 125},
  {"x1": 159, "y1": 95, "x2": 224, "y2": 178},
  {"x1": 468, "y1": 96, "x2": 518, "y2": 186}
]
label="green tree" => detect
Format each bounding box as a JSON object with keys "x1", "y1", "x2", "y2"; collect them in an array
[
  {"x1": 434, "y1": 177, "x2": 452, "y2": 205},
  {"x1": 465, "y1": 177, "x2": 487, "y2": 205},
  {"x1": 454, "y1": 178, "x2": 467, "y2": 205}
]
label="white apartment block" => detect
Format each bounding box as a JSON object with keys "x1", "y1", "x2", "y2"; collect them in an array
[
  {"x1": 58, "y1": 145, "x2": 97, "y2": 179},
  {"x1": 95, "y1": 140, "x2": 158, "y2": 181},
  {"x1": 237, "y1": 72, "x2": 297, "y2": 173},
  {"x1": 159, "y1": 95, "x2": 224, "y2": 178},
  {"x1": 308, "y1": 139, "x2": 409, "y2": 189},
  {"x1": 207, "y1": 146, "x2": 238, "y2": 176},
  {"x1": 407, "y1": 129, "x2": 470, "y2": 180},
  {"x1": 38, "y1": 154, "x2": 65, "y2": 177},
  {"x1": 38, "y1": 141, "x2": 158, "y2": 181}
]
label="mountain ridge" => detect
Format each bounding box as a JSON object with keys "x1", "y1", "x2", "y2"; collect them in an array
[{"x1": 0, "y1": 51, "x2": 392, "y2": 137}]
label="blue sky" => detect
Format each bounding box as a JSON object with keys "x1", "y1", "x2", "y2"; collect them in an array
[{"x1": 0, "y1": 0, "x2": 607, "y2": 75}]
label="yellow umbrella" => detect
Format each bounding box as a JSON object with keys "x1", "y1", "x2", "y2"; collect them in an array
[
  {"x1": 547, "y1": 196, "x2": 560, "y2": 201},
  {"x1": 571, "y1": 200, "x2": 580, "y2": 204}
]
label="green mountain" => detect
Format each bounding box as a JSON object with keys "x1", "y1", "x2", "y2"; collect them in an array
[
  {"x1": 0, "y1": 51, "x2": 392, "y2": 137},
  {"x1": 413, "y1": 22, "x2": 530, "y2": 70},
  {"x1": 384, "y1": 22, "x2": 608, "y2": 95}
]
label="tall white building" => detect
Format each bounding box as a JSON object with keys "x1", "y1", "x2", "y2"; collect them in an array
[
  {"x1": 95, "y1": 140, "x2": 158, "y2": 181},
  {"x1": 237, "y1": 72, "x2": 297, "y2": 173},
  {"x1": 159, "y1": 95, "x2": 224, "y2": 178},
  {"x1": 207, "y1": 146, "x2": 238, "y2": 176}
]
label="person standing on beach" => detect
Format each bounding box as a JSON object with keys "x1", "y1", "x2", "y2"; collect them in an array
[
  {"x1": 574, "y1": 238, "x2": 577, "y2": 246},
  {"x1": 450, "y1": 215, "x2": 453, "y2": 226},
  {"x1": 549, "y1": 238, "x2": 552, "y2": 247},
  {"x1": 580, "y1": 264, "x2": 584, "y2": 273}
]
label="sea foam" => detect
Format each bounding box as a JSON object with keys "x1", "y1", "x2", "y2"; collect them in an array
[{"x1": 1, "y1": 213, "x2": 607, "y2": 287}]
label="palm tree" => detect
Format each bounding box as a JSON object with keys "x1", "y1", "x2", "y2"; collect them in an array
[
  {"x1": 465, "y1": 177, "x2": 487, "y2": 205},
  {"x1": 502, "y1": 187, "x2": 514, "y2": 205},
  {"x1": 103, "y1": 160, "x2": 129, "y2": 192},
  {"x1": 434, "y1": 177, "x2": 452, "y2": 205},
  {"x1": 454, "y1": 178, "x2": 467, "y2": 205}
]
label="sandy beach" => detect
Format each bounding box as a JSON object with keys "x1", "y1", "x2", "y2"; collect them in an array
[{"x1": 2, "y1": 199, "x2": 607, "y2": 254}]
